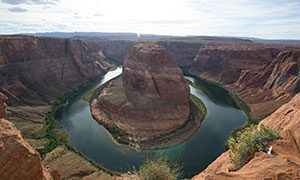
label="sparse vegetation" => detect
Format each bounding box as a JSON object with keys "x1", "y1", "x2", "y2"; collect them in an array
[
  {"x1": 136, "y1": 155, "x2": 182, "y2": 180},
  {"x1": 228, "y1": 124, "x2": 281, "y2": 169},
  {"x1": 34, "y1": 72, "x2": 120, "y2": 176},
  {"x1": 229, "y1": 92, "x2": 258, "y2": 139},
  {"x1": 190, "y1": 94, "x2": 207, "y2": 116},
  {"x1": 185, "y1": 70, "x2": 259, "y2": 138}
]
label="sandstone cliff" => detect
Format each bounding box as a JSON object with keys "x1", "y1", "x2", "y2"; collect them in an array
[
  {"x1": 0, "y1": 35, "x2": 112, "y2": 106},
  {"x1": 95, "y1": 40, "x2": 135, "y2": 64},
  {"x1": 234, "y1": 49, "x2": 300, "y2": 119},
  {"x1": 190, "y1": 45, "x2": 300, "y2": 119},
  {"x1": 0, "y1": 92, "x2": 59, "y2": 180},
  {"x1": 91, "y1": 43, "x2": 191, "y2": 148},
  {"x1": 192, "y1": 92, "x2": 300, "y2": 180},
  {"x1": 191, "y1": 45, "x2": 281, "y2": 84},
  {"x1": 94, "y1": 37, "x2": 251, "y2": 67},
  {"x1": 95, "y1": 39, "x2": 202, "y2": 67}
]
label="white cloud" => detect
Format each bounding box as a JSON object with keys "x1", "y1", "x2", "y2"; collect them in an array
[
  {"x1": 8, "y1": 7, "x2": 28, "y2": 12},
  {"x1": 1, "y1": 0, "x2": 60, "y2": 5},
  {"x1": 0, "y1": 0, "x2": 299, "y2": 39}
]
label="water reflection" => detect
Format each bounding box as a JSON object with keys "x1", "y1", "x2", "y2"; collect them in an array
[{"x1": 58, "y1": 68, "x2": 246, "y2": 175}]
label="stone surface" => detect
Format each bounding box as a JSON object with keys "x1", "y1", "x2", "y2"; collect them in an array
[
  {"x1": 0, "y1": 92, "x2": 58, "y2": 180},
  {"x1": 234, "y1": 49, "x2": 300, "y2": 119},
  {"x1": 91, "y1": 43, "x2": 190, "y2": 145},
  {"x1": 190, "y1": 44, "x2": 300, "y2": 119},
  {"x1": 0, "y1": 35, "x2": 112, "y2": 106},
  {"x1": 192, "y1": 93, "x2": 300, "y2": 180},
  {"x1": 191, "y1": 45, "x2": 280, "y2": 84},
  {"x1": 0, "y1": 92, "x2": 8, "y2": 118},
  {"x1": 94, "y1": 37, "x2": 252, "y2": 67}
]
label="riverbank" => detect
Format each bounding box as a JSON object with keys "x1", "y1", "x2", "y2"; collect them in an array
[
  {"x1": 185, "y1": 69, "x2": 258, "y2": 138},
  {"x1": 31, "y1": 69, "x2": 120, "y2": 177},
  {"x1": 89, "y1": 76, "x2": 207, "y2": 150}
]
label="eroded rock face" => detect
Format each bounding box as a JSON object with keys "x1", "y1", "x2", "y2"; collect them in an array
[
  {"x1": 91, "y1": 43, "x2": 190, "y2": 145},
  {"x1": 234, "y1": 49, "x2": 300, "y2": 119},
  {"x1": 0, "y1": 35, "x2": 112, "y2": 106},
  {"x1": 122, "y1": 43, "x2": 190, "y2": 107},
  {"x1": 236, "y1": 50, "x2": 300, "y2": 94},
  {"x1": 192, "y1": 93, "x2": 300, "y2": 180},
  {"x1": 0, "y1": 92, "x2": 7, "y2": 118},
  {"x1": 0, "y1": 92, "x2": 58, "y2": 180},
  {"x1": 191, "y1": 45, "x2": 280, "y2": 83}
]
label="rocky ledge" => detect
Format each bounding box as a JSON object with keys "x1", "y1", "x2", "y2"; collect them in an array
[
  {"x1": 192, "y1": 92, "x2": 300, "y2": 180},
  {"x1": 0, "y1": 92, "x2": 59, "y2": 180},
  {"x1": 91, "y1": 43, "x2": 202, "y2": 149}
]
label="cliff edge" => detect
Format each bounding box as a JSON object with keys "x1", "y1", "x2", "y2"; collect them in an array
[
  {"x1": 192, "y1": 92, "x2": 300, "y2": 180},
  {"x1": 0, "y1": 92, "x2": 59, "y2": 180}
]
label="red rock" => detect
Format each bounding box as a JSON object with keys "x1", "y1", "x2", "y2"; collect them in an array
[
  {"x1": 0, "y1": 35, "x2": 112, "y2": 106},
  {"x1": 192, "y1": 93, "x2": 300, "y2": 180},
  {"x1": 91, "y1": 43, "x2": 190, "y2": 144},
  {"x1": 234, "y1": 50, "x2": 300, "y2": 119},
  {"x1": 0, "y1": 92, "x2": 59, "y2": 180},
  {"x1": 191, "y1": 45, "x2": 280, "y2": 84}
]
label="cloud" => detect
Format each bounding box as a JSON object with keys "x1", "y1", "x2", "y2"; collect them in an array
[
  {"x1": 1, "y1": 0, "x2": 60, "y2": 5},
  {"x1": 8, "y1": 7, "x2": 28, "y2": 12},
  {"x1": 1, "y1": 0, "x2": 25, "y2": 4},
  {"x1": 94, "y1": 13, "x2": 104, "y2": 17}
]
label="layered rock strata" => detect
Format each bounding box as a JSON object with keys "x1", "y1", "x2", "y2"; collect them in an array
[
  {"x1": 0, "y1": 93, "x2": 59, "y2": 180},
  {"x1": 190, "y1": 45, "x2": 300, "y2": 119},
  {"x1": 0, "y1": 35, "x2": 112, "y2": 106},
  {"x1": 91, "y1": 43, "x2": 191, "y2": 148},
  {"x1": 192, "y1": 92, "x2": 300, "y2": 180},
  {"x1": 191, "y1": 45, "x2": 281, "y2": 84},
  {"x1": 234, "y1": 50, "x2": 300, "y2": 119}
]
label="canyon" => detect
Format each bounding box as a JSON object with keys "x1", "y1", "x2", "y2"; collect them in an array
[
  {"x1": 91, "y1": 43, "x2": 195, "y2": 149},
  {"x1": 192, "y1": 92, "x2": 300, "y2": 180},
  {"x1": 0, "y1": 35, "x2": 112, "y2": 106},
  {"x1": 1, "y1": 34, "x2": 300, "y2": 179}
]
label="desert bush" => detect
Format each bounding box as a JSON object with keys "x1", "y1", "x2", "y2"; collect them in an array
[
  {"x1": 228, "y1": 124, "x2": 281, "y2": 169},
  {"x1": 137, "y1": 156, "x2": 182, "y2": 180}
]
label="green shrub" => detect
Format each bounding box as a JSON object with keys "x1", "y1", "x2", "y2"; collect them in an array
[
  {"x1": 137, "y1": 156, "x2": 182, "y2": 180},
  {"x1": 228, "y1": 124, "x2": 281, "y2": 169}
]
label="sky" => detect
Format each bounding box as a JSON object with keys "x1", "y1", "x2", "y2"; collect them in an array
[{"x1": 0, "y1": 0, "x2": 300, "y2": 39}]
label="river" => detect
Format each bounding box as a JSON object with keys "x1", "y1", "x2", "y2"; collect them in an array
[{"x1": 58, "y1": 67, "x2": 246, "y2": 175}]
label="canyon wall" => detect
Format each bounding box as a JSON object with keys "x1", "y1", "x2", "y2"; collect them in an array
[
  {"x1": 94, "y1": 39, "x2": 202, "y2": 67},
  {"x1": 191, "y1": 45, "x2": 281, "y2": 84},
  {"x1": 94, "y1": 37, "x2": 251, "y2": 67},
  {"x1": 192, "y1": 92, "x2": 300, "y2": 180},
  {"x1": 0, "y1": 92, "x2": 59, "y2": 180},
  {"x1": 95, "y1": 40, "x2": 135, "y2": 64},
  {"x1": 191, "y1": 45, "x2": 300, "y2": 119},
  {"x1": 0, "y1": 35, "x2": 112, "y2": 106},
  {"x1": 234, "y1": 49, "x2": 300, "y2": 119}
]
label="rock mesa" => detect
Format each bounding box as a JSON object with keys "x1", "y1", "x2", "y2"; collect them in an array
[{"x1": 91, "y1": 43, "x2": 190, "y2": 147}]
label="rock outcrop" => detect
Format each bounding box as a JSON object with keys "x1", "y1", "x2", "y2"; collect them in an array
[
  {"x1": 0, "y1": 92, "x2": 59, "y2": 180},
  {"x1": 192, "y1": 92, "x2": 300, "y2": 180},
  {"x1": 91, "y1": 43, "x2": 191, "y2": 148},
  {"x1": 93, "y1": 37, "x2": 251, "y2": 67},
  {"x1": 191, "y1": 45, "x2": 281, "y2": 84},
  {"x1": 0, "y1": 35, "x2": 112, "y2": 106},
  {"x1": 96, "y1": 40, "x2": 135, "y2": 64},
  {"x1": 190, "y1": 45, "x2": 300, "y2": 119},
  {"x1": 234, "y1": 49, "x2": 300, "y2": 119}
]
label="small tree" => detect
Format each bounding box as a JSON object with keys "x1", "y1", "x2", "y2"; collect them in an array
[
  {"x1": 228, "y1": 124, "x2": 281, "y2": 169},
  {"x1": 137, "y1": 155, "x2": 182, "y2": 180}
]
